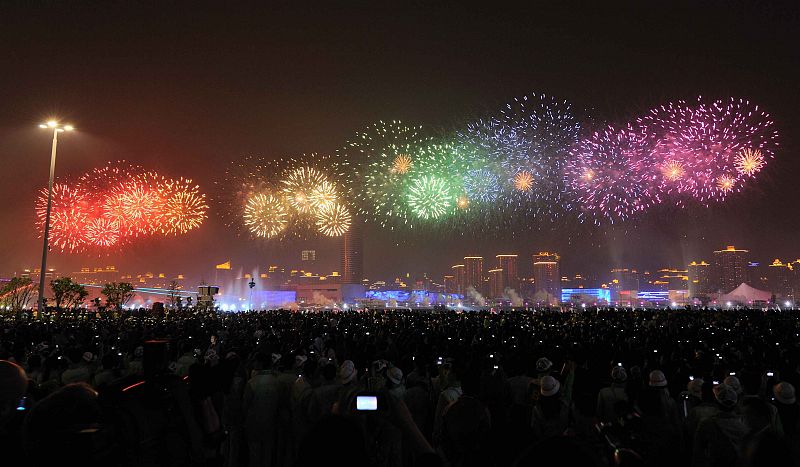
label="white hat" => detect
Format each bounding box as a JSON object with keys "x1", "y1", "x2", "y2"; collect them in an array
[
  {"x1": 339, "y1": 360, "x2": 357, "y2": 384},
  {"x1": 82, "y1": 352, "x2": 94, "y2": 363},
  {"x1": 540, "y1": 375, "x2": 560, "y2": 397},
  {"x1": 387, "y1": 367, "x2": 403, "y2": 385},
  {"x1": 648, "y1": 370, "x2": 667, "y2": 387},
  {"x1": 536, "y1": 357, "x2": 553, "y2": 372},
  {"x1": 774, "y1": 382, "x2": 796, "y2": 405}
]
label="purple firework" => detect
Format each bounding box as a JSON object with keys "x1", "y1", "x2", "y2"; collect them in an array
[
  {"x1": 566, "y1": 125, "x2": 659, "y2": 224},
  {"x1": 637, "y1": 97, "x2": 778, "y2": 205}
]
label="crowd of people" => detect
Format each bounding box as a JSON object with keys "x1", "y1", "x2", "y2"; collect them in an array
[{"x1": 1, "y1": 307, "x2": 799, "y2": 466}]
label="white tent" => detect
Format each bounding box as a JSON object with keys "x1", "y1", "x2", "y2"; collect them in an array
[{"x1": 718, "y1": 283, "x2": 772, "y2": 304}]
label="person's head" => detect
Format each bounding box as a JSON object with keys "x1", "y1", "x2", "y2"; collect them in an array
[
  {"x1": 713, "y1": 383, "x2": 738, "y2": 411},
  {"x1": 295, "y1": 415, "x2": 368, "y2": 467},
  {"x1": 540, "y1": 375, "x2": 560, "y2": 398},
  {"x1": 0, "y1": 360, "x2": 27, "y2": 421},
  {"x1": 210, "y1": 333, "x2": 218, "y2": 345},
  {"x1": 67, "y1": 348, "x2": 83, "y2": 365},
  {"x1": 101, "y1": 353, "x2": 116, "y2": 370},
  {"x1": 648, "y1": 370, "x2": 668, "y2": 388},
  {"x1": 723, "y1": 376, "x2": 743, "y2": 396},
  {"x1": 611, "y1": 366, "x2": 627, "y2": 383},
  {"x1": 339, "y1": 360, "x2": 357, "y2": 384},
  {"x1": 687, "y1": 378, "x2": 704, "y2": 398},
  {"x1": 386, "y1": 367, "x2": 403, "y2": 387},
  {"x1": 536, "y1": 357, "x2": 553, "y2": 374},
  {"x1": 773, "y1": 382, "x2": 796, "y2": 405}
]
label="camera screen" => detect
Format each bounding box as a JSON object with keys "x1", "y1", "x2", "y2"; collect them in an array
[{"x1": 356, "y1": 396, "x2": 378, "y2": 411}]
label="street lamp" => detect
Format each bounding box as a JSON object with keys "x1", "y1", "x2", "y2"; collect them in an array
[{"x1": 37, "y1": 120, "x2": 73, "y2": 314}]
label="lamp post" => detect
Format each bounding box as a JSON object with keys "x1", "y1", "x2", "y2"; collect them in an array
[{"x1": 37, "y1": 120, "x2": 73, "y2": 314}]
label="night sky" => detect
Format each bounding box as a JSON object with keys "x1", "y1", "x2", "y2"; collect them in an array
[{"x1": 1, "y1": 1, "x2": 798, "y2": 283}]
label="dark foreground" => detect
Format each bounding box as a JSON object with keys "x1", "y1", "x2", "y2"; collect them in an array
[{"x1": 1, "y1": 307, "x2": 799, "y2": 466}]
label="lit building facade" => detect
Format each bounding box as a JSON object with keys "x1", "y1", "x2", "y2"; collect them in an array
[
  {"x1": 713, "y1": 245, "x2": 749, "y2": 293},
  {"x1": 340, "y1": 223, "x2": 364, "y2": 284},
  {"x1": 688, "y1": 261, "x2": 712, "y2": 298},
  {"x1": 767, "y1": 259, "x2": 794, "y2": 299},
  {"x1": 464, "y1": 256, "x2": 484, "y2": 295},
  {"x1": 496, "y1": 254, "x2": 518, "y2": 292},
  {"x1": 488, "y1": 268, "x2": 504, "y2": 299},
  {"x1": 610, "y1": 268, "x2": 639, "y2": 306},
  {"x1": 451, "y1": 264, "x2": 465, "y2": 295},
  {"x1": 532, "y1": 252, "x2": 560, "y2": 305}
]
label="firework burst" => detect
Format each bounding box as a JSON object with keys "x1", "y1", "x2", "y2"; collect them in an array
[
  {"x1": 735, "y1": 148, "x2": 765, "y2": 176},
  {"x1": 566, "y1": 125, "x2": 658, "y2": 224},
  {"x1": 315, "y1": 203, "x2": 351, "y2": 236},
  {"x1": 407, "y1": 174, "x2": 455, "y2": 220},
  {"x1": 243, "y1": 192, "x2": 288, "y2": 239}
]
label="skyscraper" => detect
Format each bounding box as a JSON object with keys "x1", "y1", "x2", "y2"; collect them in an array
[
  {"x1": 532, "y1": 252, "x2": 560, "y2": 305},
  {"x1": 488, "y1": 268, "x2": 504, "y2": 299},
  {"x1": 713, "y1": 245, "x2": 749, "y2": 293},
  {"x1": 767, "y1": 259, "x2": 794, "y2": 299},
  {"x1": 687, "y1": 261, "x2": 712, "y2": 297},
  {"x1": 496, "y1": 254, "x2": 518, "y2": 292},
  {"x1": 443, "y1": 275, "x2": 457, "y2": 295},
  {"x1": 451, "y1": 264, "x2": 465, "y2": 296},
  {"x1": 464, "y1": 256, "x2": 484, "y2": 295},
  {"x1": 340, "y1": 223, "x2": 363, "y2": 284}
]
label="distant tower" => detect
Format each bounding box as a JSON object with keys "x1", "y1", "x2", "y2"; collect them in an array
[
  {"x1": 464, "y1": 256, "x2": 484, "y2": 295},
  {"x1": 713, "y1": 245, "x2": 749, "y2": 293},
  {"x1": 532, "y1": 252, "x2": 560, "y2": 305},
  {"x1": 496, "y1": 254, "x2": 519, "y2": 291},
  {"x1": 340, "y1": 222, "x2": 364, "y2": 284}
]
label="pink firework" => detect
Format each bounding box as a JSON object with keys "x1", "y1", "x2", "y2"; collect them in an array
[
  {"x1": 566, "y1": 125, "x2": 658, "y2": 224},
  {"x1": 637, "y1": 97, "x2": 778, "y2": 204}
]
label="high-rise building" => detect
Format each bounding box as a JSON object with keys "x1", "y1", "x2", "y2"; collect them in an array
[
  {"x1": 767, "y1": 259, "x2": 794, "y2": 299},
  {"x1": 609, "y1": 268, "x2": 639, "y2": 306},
  {"x1": 443, "y1": 275, "x2": 457, "y2": 294},
  {"x1": 340, "y1": 224, "x2": 363, "y2": 284},
  {"x1": 532, "y1": 252, "x2": 560, "y2": 304},
  {"x1": 713, "y1": 245, "x2": 749, "y2": 293},
  {"x1": 301, "y1": 250, "x2": 316, "y2": 262},
  {"x1": 451, "y1": 264, "x2": 465, "y2": 296},
  {"x1": 496, "y1": 254, "x2": 518, "y2": 292},
  {"x1": 488, "y1": 268, "x2": 504, "y2": 299},
  {"x1": 464, "y1": 256, "x2": 484, "y2": 295},
  {"x1": 687, "y1": 261, "x2": 712, "y2": 297}
]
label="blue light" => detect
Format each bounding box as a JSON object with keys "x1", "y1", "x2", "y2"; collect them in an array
[{"x1": 561, "y1": 288, "x2": 610, "y2": 303}]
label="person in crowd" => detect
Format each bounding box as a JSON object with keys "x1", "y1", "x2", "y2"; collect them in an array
[
  {"x1": 243, "y1": 352, "x2": 281, "y2": 467},
  {"x1": 61, "y1": 349, "x2": 93, "y2": 384},
  {"x1": 531, "y1": 375, "x2": 573, "y2": 439},
  {"x1": 693, "y1": 383, "x2": 749, "y2": 467},
  {"x1": 772, "y1": 382, "x2": 799, "y2": 438},
  {"x1": 0, "y1": 360, "x2": 28, "y2": 465},
  {"x1": 597, "y1": 365, "x2": 628, "y2": 422}
]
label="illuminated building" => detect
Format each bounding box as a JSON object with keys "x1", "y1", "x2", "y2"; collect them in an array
[
  {"x1": 561, "y1": 288, "x2": 610, "y2": 305},
  {"x1": 713, "y1": 245, "x2": 749, "y2": 293},
  {"x1": 496, "y1": 254, "x2": 518, "y2": 291},
  {"x1": 655, "y1": 268, "x2": 689, "y2": 305},
  {"x1": 532, "y1": 252, "x2": 560, "y2": 305},
  {"x1": 464, "y1": 256, "x2": 484, "y2": 295},
  {"x1": 609, "y1": 268, "x2": 639, "y2": 306},
  {"x1": 488, "y1": 268, "x2": 504, "y2": 299},
  {"x1": 340, "y1": 223, "x2": 363, "y2": 284},
  {"x1": 301, "y1": 249, "x2": 316, "y2": 261},
  {"x1": 767, "y1": 259, "x2": 794, "y2": 299},
  {"x1": 451, "y1": 264, "x2": 465, "y2": 295},
  {"x1": 443, "y1": 275, "x2": 457, "y2": 294},
  {"x1": 687, "y1": 261, "x2": 712, "y2": 298}
]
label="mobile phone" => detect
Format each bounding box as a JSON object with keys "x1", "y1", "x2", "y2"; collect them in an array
[
  {"x1": 356, "y1": 395, "x2": 379, "y2": 411},
  {"x1": 617, "y1": 362, "x2": 623, "y2": 367},
  {"x1": 16, "y1": 396, "x2": 27, "y2": 412},
  {"x1": 689, "y1": 376, "x2": 694, "y2": 381},
  {"x1": 767, "y1": 371, "x2": 774, "y2": 377}
]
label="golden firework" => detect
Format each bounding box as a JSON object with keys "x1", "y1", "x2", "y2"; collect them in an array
[
  {"x1": 716, "y1": 175, "x2": 736, "y2": 192},
  {"x1": 513, "y1": 171, "x2": 534, "y2": 192},
  {"x1": 390, "y1": 154, "x2": 412, "y2": 174},
  {"x1": 735, "y1": 148, "x2": 765, "y2": 176},
  {"x1": 308, "y1": 180, "x2": 338, "y2": 212},
  {"x1": 661, "y1": 160, "x2": 685, "y2": 182},
  {"x1": 282, "y1": 166, "x2": 327, "y2": 214},
  {"x1": 315, "y1": 203, "x2": 351, "y2": 236},
  {"x1": 243, "y1": 193, "x2": 288, "y2": 238},
  {"x1": 456, "y1": 195, "x2": 470, "y2": 210}
]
